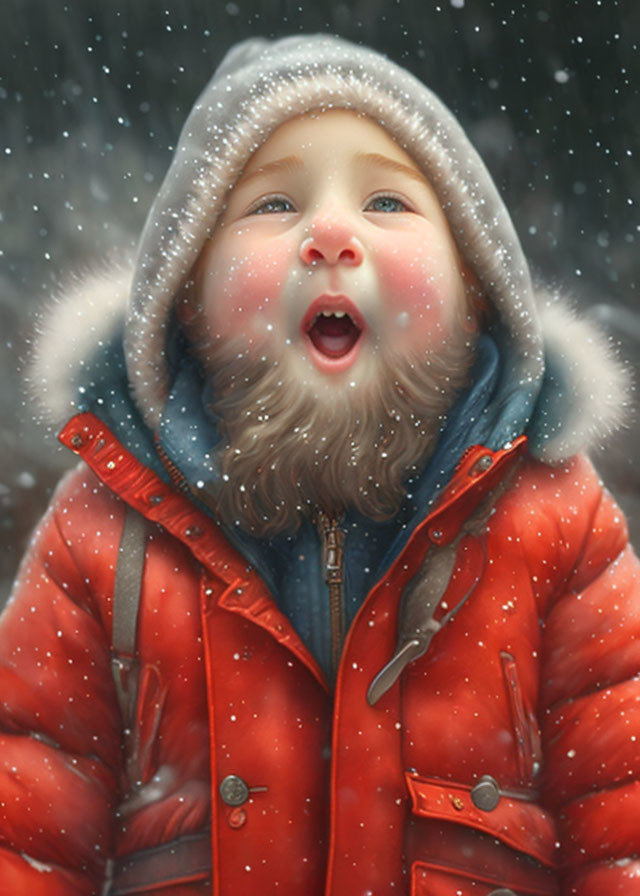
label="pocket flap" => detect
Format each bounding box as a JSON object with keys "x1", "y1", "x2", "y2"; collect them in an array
[{"x1": 406, "y1": 772, "x2": 558, "y2": 868}]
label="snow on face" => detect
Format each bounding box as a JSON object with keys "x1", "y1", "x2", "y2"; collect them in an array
[{"x1": 193, "y1": 108, "x2": 469, "y2": 384}]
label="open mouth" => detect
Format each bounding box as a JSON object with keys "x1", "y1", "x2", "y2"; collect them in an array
[
  {"x1": 301, "y1": 294, "x2": 366, "y2": 373},
  {"x1": 307, "y1": 311, "x2": 362, "y2": 359}
]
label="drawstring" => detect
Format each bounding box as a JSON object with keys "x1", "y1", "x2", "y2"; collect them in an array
[
  {"x1": 366, "y1": 538, "x2": 482, "y2": 706},
  {"x1": 366, "y1": 460, "x2": 521, "y2": 707}
]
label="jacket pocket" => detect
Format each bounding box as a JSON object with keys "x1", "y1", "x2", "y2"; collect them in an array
[
  {"x1": 406, "y1": 772, "x2": 559, "y2": 896},
  {"x1": 500, "y1": 651, "x2": 542, "y2": 784},
  {"x1": 121, "y1": 662, "x2": 168, "y2": 792},
  {"x1": 411, "y1": 862, "x2": 548, "y2": 896}
]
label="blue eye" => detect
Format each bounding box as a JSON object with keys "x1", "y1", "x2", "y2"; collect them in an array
[
  {"x1": 365, "y1": 195, "x2": 409, "y2": 213},
  {"x1": 249, "y1": 196, "x2": 295, "y2": 215}
]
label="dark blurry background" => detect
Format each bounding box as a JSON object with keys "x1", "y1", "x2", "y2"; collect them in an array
[{"x1": 1, "y1": 0, "x2": 639, "y2": 605}]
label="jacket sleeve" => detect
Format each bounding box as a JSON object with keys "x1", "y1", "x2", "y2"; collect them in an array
[
  {"x1": 0, "y1": 465, "x2": 125, "y2": 895},
  {"x1": 538, "y1": 454, "x2": 640, "y2": 894}
]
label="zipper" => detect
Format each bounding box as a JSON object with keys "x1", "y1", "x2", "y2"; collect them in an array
[
  {"x1": 153, "y1": 435, "x2": 194, "y2": 497},
  {"x1": 315, "y1": 510, "x2": 346, "y2": 682}
]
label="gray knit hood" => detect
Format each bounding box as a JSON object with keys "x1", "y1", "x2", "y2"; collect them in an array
[
  {"x1": 126, "y1": 35, "x2": 543, "y2": 431},
  {"x1": 33, "y1": 33, "x2": 628, "y2": 468}
]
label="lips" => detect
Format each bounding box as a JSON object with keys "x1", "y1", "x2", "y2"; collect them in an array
[{"x1": 301, "y1": 295, "x2": 365, "y2": 372}]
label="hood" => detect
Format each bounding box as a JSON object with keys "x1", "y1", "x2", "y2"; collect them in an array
[
  {"x1": 30, "y1": 34, "x2": 629, "y2": 468},
  {"x1": 126, "y1": 33, "x2": 544, "y2": 439},
  {"x1": 26, "y1": 32, "x2": 632, "y2": 582}
]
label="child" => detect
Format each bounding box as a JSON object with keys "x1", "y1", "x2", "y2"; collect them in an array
[{"x1": 2, "y1": 33, "x2": 639, "y2": 896}]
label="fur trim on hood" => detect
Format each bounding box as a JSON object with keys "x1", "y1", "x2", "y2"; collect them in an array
[
  {"x1": 530, "y1": 296, "x2": 631, "y2": 461},
  {"x1": 29, "y1": 262, "x2": 630, "y2": 465},
  {"x1": 27, "y1": 259, "x2": 134, "y2": 430}
]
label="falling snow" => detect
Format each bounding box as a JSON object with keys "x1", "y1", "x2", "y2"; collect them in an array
[{"x1": 0, "y1": 5, "x2": 639, "y2": 893}]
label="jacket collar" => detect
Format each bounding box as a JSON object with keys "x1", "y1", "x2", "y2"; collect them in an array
[
  {"x1": 58, "y1": 408, "x2": 526, "y2": 692},
  {"x1": 59, "y1": 330, "x2": 530, "y2": 683}
]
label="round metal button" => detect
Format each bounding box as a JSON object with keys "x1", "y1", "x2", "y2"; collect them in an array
[
  {"x1": 487, "y1": 890, "x2": 517, "y2": 896},
  {"x1": 219, "y1": 774, "x2": 250, "y2": 807},
  {"x1": 470, "y1": 774, "x2": 500, "y2": 812}
]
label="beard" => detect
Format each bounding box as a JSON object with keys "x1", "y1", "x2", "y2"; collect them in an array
[{"x1": 197, "y1": 331, "x2": 476, "y2": 539}]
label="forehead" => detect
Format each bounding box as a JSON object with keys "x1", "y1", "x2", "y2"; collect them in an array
[{"x1": 241, "y1": 108, "x2": 428, "y2": 180}]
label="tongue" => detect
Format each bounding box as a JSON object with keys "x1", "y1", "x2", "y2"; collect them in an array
[{"x1": 309, "y1": 315, "x2": 360, "y2": 358}]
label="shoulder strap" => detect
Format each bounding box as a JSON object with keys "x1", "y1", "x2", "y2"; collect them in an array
[
  {"x1": 112, "y1": 504, "x2": 148, "y2": 658},
  {"x1": 111, "y1": 504, "x2": 148, "y2": 726},
  {"x1": 104, "y1": 505, "x2": 150, "y2": 896}
]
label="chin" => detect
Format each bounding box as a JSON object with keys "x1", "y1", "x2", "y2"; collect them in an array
[{"x1": 290, "y1": 345, "x2": 382, "y2": 397}]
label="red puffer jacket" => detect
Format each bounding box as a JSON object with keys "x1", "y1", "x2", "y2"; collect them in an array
[{"x1": 1, "y1": 411, "x2": 640, "y2": 896}]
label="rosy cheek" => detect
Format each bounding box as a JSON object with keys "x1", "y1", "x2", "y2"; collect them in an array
[
  {"x1": 373, "y1": 230, "x2": 458, "y2": 337},
  {"x1": 204, "y1": 233, "x2": 294, "y2": 344}
]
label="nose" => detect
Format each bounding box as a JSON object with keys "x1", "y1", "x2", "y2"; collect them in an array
[{"x1": 299, "y1": 210, "x2": 364, "y2": 267}]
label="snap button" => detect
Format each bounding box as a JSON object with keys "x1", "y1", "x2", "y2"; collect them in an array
[
  {"x1": 470, "y1": 774, "x2": 500, "y2": 811},
  {"x1": 219, "y1": 774, "x2": 250, "y2": 807},
  {"x1": 487, "y1": 890, "x2": 517, "y2": 896},
  {"x1": 228, "y1": 807, "x2": 247, "y2": 829},
  {"x1": 469, "y1": 453, "x2": 493, "y2": 476}
]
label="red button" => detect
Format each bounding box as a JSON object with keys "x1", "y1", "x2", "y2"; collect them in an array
[{"x1": 228, "y1": 807, "x2": 247, "y2": 829}]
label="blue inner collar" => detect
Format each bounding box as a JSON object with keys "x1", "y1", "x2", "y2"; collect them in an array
[
  {"x1": 157, "y1": 334, "x2": 507, "y2": 680},
  {"x1": 75, "y1": 320, "x2": 545, "y2": 682}
]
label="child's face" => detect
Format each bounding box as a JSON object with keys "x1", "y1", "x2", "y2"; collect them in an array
[{"x1": 194, "y1": 108, "x2": 470, "y2": 381}]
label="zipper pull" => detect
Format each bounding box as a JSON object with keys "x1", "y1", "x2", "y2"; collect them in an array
[
  {"x1": 316, "y1": 511, "x2": 344, "y2": 585},
  {"x1": 315, "y1": 510, "x2": 346, "y2": 681}
]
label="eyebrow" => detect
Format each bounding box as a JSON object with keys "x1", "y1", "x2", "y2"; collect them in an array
[
  {"x1": 354, "y1": 152, "x2": 428, "y2": 186},
  {"x1": 235, "y1": 151, "x2": 427, "y2": 191},
  {"x1": 234, "y1": 155, "x2": 304, "y2": 189}
]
